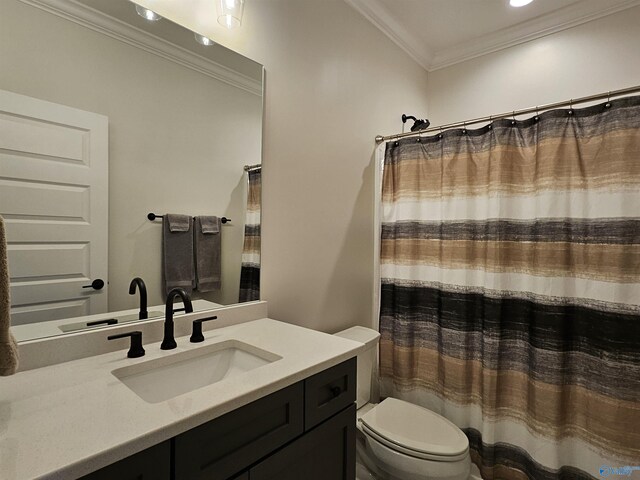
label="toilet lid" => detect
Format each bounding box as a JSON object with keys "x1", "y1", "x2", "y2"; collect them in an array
[{"x1": 360, "y1": 398, "x2": 469, "y2": 458}]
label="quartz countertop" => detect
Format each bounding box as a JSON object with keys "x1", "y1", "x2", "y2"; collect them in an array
[{"x1": 0, "y1": 318, "x2": 364, "y2": 480}]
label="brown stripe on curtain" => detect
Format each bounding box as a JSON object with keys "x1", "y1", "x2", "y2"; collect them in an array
[{"x1": 380, "y1": 239, "x2": 640, "y2": 282}]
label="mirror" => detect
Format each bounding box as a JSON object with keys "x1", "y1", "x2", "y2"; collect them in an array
[{"x1": 0, "y1": 0, "x2": 263, "y2": 342}]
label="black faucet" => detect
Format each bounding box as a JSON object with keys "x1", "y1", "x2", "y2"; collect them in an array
[
  {"x1": 129, "y1": 277, "x2": 148, "y2": 320},
  {"x1": 161, "y1": 288, "x2": 193, "y2": 350}
]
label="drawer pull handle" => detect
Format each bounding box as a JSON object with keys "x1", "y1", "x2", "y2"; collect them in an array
[{"x1": 331, "y1": 386, "x2": 342, "y2": 398}]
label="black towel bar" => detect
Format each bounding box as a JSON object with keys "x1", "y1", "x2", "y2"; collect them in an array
[{"x1": 147, "y1": 213, "x2": 231, "y2": 224}]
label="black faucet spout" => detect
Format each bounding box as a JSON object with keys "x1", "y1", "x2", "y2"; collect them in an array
[
  {"x1": 161, "y1": 288, "x2": 193, "y2": 350},
  {"x1": 129, "y1": 277, "x2": 148, "y2": 320}
]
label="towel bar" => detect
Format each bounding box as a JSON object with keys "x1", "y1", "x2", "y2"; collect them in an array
[{"x1": 147, "y1": 213, "x2": 231, "y2": 224}]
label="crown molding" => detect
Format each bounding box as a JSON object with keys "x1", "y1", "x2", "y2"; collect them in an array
[
  {"x1": 19, "y1": 0, "x2": 263, "y2": 96},
  {"x1": 430, "y1": 0, "x2": 640, "y2": 71},
  {"x1": 343, "y1": 0, "x2": 433, "y2": 71},
  {"x1": 344, "y1": 0, "x2": 640, "y2": 73}
]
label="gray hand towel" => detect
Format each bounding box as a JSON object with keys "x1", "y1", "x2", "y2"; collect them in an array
[
  {"x1": 163, "y1": 214, "x2": 195, "y2": 295},
  {"x1": 195, "y1": 216, "x2": 221, "y2": 292},
  {"x1": 199, "y1": 216, "x2": 220, "y2": 234},
  {"x1": 0, "y1": 216, "x2": 19, "y2": 376}
]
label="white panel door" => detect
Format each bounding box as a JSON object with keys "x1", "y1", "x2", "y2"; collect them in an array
[{"x1": 0, "y1": 89, "x2": 108, "y2": 326}]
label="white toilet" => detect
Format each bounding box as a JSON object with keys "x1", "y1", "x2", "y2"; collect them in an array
[{"x1": 335, "y1": 326, "x2": 471, "y2": 480}]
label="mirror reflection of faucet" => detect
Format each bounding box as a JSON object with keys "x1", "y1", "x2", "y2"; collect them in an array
[{"x1": 128, "y1": 277, "x2": 148, "y2": 320}]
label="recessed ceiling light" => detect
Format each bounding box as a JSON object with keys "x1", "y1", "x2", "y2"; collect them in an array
[
  {"x1": 194, "y1": 33, "x2": 215, "y2": 46},
  {"x1": 510, "y1": 0, "x2": 534, "y2": 7},
  {"x1": 135, "y1": 5, "x2": 162, "y2": 22}
]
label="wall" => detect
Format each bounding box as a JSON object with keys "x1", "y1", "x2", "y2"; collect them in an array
[
  {"x1": 135, "y1": 0, "x2": 431, "y2": 333},
  {"x1": 0, "y1": 0, "x2": 263, "y2": 311},
  {"x1": 426, "y1": 6, "x2": 640, "y2": 126}
]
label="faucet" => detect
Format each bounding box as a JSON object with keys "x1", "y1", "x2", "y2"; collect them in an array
[
  {"x1": 129, "y1": 277, "x2": 148, "y2": 320},
  {"x1": 161, "y1": 288, "x2": 193, "y2": 350}
]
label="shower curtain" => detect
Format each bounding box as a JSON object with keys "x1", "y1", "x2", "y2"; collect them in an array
[
  {"x1": 378, "y1": 96, "x2": 640, "y2": 479},
  {"x1": 239, "y1": 167, "x2": 261, "y2": 302}
]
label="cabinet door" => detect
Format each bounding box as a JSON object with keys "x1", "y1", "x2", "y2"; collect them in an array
[
  {"x1": 78, "y1": 441, "x2": 170, "y2": 480},
  {"x1": 250, "y1": 404, "x2": 356, "y2": 480},
  {"x1": 174, "y1": 382, "x2": 304, "y2": 480}
]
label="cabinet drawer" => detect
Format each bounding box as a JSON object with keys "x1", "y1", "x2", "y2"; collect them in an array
[
  {"x1": 304, "y1": 358, "x2": 356, "y2": 430},
  {"x1": 174, "y1": 382, "x2": 304, "y2": 480}
]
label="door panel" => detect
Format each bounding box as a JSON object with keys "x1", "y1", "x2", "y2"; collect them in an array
[{"x1": 0, "y1": 89, "x2": 108, "y2": 325}]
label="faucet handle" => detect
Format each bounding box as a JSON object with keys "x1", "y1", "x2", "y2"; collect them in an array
[
  {"x1": 108, "y1": 331, "x2": 145, "y2": 358},
  {"x1": 190, "y1": 316, "x2": 218, "y2": 343}
]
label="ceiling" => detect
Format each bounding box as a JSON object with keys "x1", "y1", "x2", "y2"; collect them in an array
[{"x1": 344, "y1": 0, "x2": 640, "y2": 71}]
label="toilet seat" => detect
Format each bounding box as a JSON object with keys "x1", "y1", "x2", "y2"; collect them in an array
[{"x1": 359, "y1": 398, "x2": 469, "y2": 462}]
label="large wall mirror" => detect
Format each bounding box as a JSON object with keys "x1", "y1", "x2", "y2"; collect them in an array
[{"x1": 0, "y1": 0, "x2": 263, "y2": 342}]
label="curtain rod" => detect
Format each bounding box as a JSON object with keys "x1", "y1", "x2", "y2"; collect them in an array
[
  {"x1": 244, "y1": 163, "x2": 261, "y2": 171},
  {"x1": 375, "y1": 85, "x2": 640, "y2": 144}
]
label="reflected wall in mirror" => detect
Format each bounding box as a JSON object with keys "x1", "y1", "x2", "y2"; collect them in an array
[{"x1": 0, "y1": 0, "x2": 263, "y2": 342}]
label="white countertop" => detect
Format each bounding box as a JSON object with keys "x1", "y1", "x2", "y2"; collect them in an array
[{"x1": 0, "y1": 318, "x2": 364, "y2": 480}]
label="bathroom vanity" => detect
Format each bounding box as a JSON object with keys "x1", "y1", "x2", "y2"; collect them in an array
[
  {"x1": 0, "y1": 312, "x2": 363, "y2": 480},
  {"x1": 81, "y1": 358, "x2": 356, "y2": 480}
]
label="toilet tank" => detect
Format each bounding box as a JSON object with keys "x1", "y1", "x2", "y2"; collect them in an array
[{"x1": 334, "y1": 326, "x2": 380, "y2": 408}]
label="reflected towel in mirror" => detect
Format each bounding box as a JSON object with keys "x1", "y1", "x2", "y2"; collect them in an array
[
  {"x1": 0, "y1": 215, "x2": 18, "y2": 376},
  {"x1": 163, "y1": 214, "x2": 195, "y2": 295},
  {"x1": 195, "y1": 216, "x2": 221, "y2": 292}
]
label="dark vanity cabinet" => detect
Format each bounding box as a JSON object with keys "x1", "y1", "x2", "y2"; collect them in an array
[
  {"x1": 81, "y1": 358, "x2": 356, "y2": 480},
  {"x1": 78, "y1": 442, "x2": 171, "y2": 480}
]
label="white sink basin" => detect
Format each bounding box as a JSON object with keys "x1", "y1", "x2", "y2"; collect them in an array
[{"x1": 112, "y1": 340, "x2": 281, "y2": 403}]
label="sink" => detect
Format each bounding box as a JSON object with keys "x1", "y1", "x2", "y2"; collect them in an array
[{"x1": 112, "y1": 340, "x2": 281, "y2": 403}]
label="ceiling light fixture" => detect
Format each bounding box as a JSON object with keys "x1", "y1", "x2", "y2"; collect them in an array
[
  {"x1": 194, "y1": 33, "x2": 215, "y2": 46},
  {"x1": 509, "y1": 0, "x2": 534, "y2": 6},
  {"x1": 217, "y1": 0, "x2": 245, "y2": 29},
  {"x1": 135, "y1": 5, "x2": 162, "y2": 21}
]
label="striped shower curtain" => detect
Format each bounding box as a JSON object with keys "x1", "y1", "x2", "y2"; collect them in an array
[
  {"x1": 239, "y1": 167, "x2": 261, "y2": 302},
  {"x1": 379, "y1": 97, "x2": 640, "y2": 479}
]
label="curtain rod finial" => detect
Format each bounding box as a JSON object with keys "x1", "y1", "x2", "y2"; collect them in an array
[{"x1": 375, "y1": 135, "x2": 384, "y2": 143}]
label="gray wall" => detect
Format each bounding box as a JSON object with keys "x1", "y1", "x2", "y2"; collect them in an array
[{"x1": 140, "y1": 0, "x2": 431, "y2": 333}]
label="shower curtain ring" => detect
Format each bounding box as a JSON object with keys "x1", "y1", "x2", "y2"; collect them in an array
[
  {"x1": 511, "y1": 111, "x2": 516, "y2": 126},
  {"x1": 488, "y1": 115, "x2": 493, "y2": 130},
  {"x1": 606, "y1": 91, "x2": 612, "y2": 108},
  {"x1": 535, "y1": 106, "x2": 539, "y2": 122},
  {"x1": 438, "y1": 126, "x2": 443, "y2": 139},
  {"x1": 569, "y1": 99, "x2": 574, "y2": 115}
]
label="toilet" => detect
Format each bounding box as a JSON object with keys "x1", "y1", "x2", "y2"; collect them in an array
[{"x1": 334, "y1": 326, "x2": 471, "y2": 480}]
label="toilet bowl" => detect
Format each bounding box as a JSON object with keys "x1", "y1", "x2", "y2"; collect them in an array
[{"x1": 334, "y1": 327, "x2": 471, "y2": 480}]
